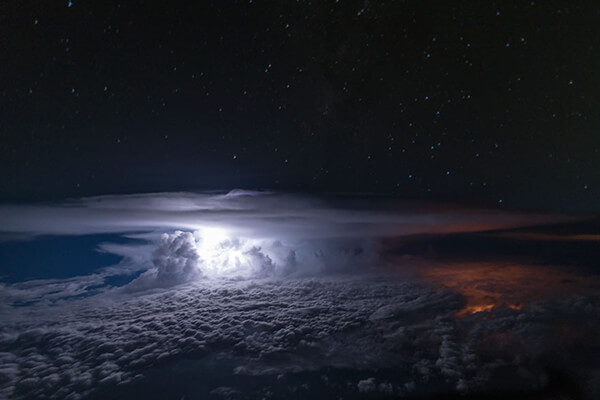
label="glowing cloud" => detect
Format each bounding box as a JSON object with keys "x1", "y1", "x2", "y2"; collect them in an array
[
  {"x1": 0, "y1": 191, "x2": 570, "y2": 240},
  {"x1": 412, "y1": 261, "x2": 599, "y2": 316},
  {"x1": 0, "y1": 190, "x2": 581, "y2": 290}
]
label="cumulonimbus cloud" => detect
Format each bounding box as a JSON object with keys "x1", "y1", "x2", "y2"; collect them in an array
[
  {"x1": 1, "y1": 191, "x2": 598, "y2": 399},
  {"x1": 0, "y1": 190, "x2": 577, "y2": 287}
]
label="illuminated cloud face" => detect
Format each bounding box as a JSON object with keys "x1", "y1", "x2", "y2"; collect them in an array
[
  {"x1": 151, "y1": 231, "x2": 202, "y2": 284},
  {"x1": 191, "y1": 228, "x2": 294, "y2": 279},
  {"x1": 0, "y1": 190, "x2": 569, "y2": 288},
  {"x1": 1, "y1": 191, "x2": 598, "y2": 399},
  {"x1": 127, "y1": 227, "x2": 373, "y2": 289},
  {"x1": 149, "y1": 229, "x2": 293, "y2": 282}
]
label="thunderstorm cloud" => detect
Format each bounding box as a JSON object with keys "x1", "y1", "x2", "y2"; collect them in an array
[{"x1": 0, "y1": 191, "x2": 598, "y2": 399}]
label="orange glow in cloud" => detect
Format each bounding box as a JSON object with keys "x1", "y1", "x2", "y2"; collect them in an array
[{"x1": 416, "y1": 262, "x2": 594, "y2": 317}]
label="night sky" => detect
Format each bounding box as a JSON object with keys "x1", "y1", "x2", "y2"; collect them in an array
[{"x1": 2, "y1": 1, "x2": 599, "y2": 210}]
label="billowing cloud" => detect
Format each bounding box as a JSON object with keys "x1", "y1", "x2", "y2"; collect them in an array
[
  {"x1": 1, "y1": 276, "x2": 598, "y2": 399},
  {"x1": 1, "y1": 191, "x2": 598, "y2": 399},
  {"x1": 0, "y1": 190, "x2": 575, "y2": 288},
  {"x1": 127, "y1": 231, "x2": 202, "y2": 290},
  {"x1": 123, "y1": 229, "x2": 376, "y2": 289}
]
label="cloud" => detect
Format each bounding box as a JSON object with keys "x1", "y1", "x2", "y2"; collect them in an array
[
  {"x1": 357, "y1": 377, "x2": 377, "y2": 392},
  {"x1": 0, "y1": 191, "x2": 598, "y2": 398},
  {"x1": 0, "y1": 274, "x2": 106, "y2": 309},
  {"x1": 0, "y1": 191, "x2": 569, "y2": 240},
  {"x1": 151, "y1": 231, "x2": 202, "y2": 284},
  {"x1": 492, "y1": 232, "x2": 600, "y2": 242},
  {"x1": 0, "y1": 276, "x2": 598, "y2": 399},
  {"x1": 122, "y1": 229, "x2": 376, "y2": 289},
  {"x1": 0, "y1": 190, "x2": 576, "y2": 289},
  {"x1": 125, "y1": 231, "x2": 202, "y2": 290},
  {"x1": 412, "y1": 261, "x2": 600, "y2": 317}
]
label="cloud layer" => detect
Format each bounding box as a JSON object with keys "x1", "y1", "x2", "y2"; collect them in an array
[
  {"x1": 1, "y1": 191, "x2": 598, "y2": 399},
  {"x1": 0, "y1": 191, "x2": 568, "y2": 240},
  {"x1": 1, "y1": 275, "x2": 599, "y2": 399},
  {"x1": 0, "y1": 190, "x2": 574, "y2": 289}
]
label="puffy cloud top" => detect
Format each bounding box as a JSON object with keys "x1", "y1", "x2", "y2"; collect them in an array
[{"x1": 152, "y1": 231, "x2": 201, "y2": 285}]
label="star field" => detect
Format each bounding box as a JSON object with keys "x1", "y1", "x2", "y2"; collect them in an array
[{"x1": 1, "y1": 0, "x2": 599, "y2": 210}]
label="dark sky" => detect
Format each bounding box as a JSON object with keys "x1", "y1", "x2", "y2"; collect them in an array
[{"x1": 1, "y1": 0, "x2": 599, "y2": 211}]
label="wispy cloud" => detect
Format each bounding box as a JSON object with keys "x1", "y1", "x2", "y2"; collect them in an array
[{"x1": 0, "y1": 191, "x2": 569, "y2": 239}]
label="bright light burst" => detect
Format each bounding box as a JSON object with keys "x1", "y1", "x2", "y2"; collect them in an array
[{"x1": 192, "y1": 227, "x2": 283, "y2": 278}]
